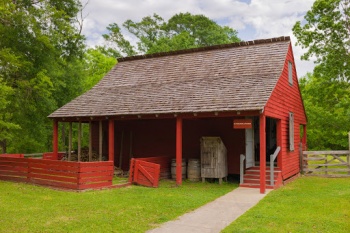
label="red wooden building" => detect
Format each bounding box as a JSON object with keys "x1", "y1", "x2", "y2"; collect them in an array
[{"x1": 49, "y1": 36, "x2": 307, "y2": 193}]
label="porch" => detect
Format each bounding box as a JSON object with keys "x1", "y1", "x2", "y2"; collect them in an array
[{"x1": 49, "y1": 111, "x2": 286, "y2": 193}]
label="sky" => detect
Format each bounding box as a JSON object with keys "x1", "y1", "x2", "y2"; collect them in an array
[{"x1": 81, "y1": 0, "x2": 316, "y2": 77}]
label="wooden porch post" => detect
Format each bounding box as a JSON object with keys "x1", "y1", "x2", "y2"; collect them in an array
[
  {"x1": 259, "y1": 113, "x2": 266, "y2": 194},
  {"x1": 277, "y1": 120, "x2": 282, "y2": 169},
  {"x1": 108, "y1": 119, "x2": 115, "y2": 162},
  {"x1": 53, "y1": 120, "x2": 59, "y2": 159},
  {"x1": 89, "y1": 121, "x2": 92, "y2": 162},
  {"x1": 68, "y1": 122, "x2": 72, "y2": 161},
  {"x1": 176, "y1": 117, "x2": 183, "y2": 185},
  {"x1": 78, "y1": 121, "x2": 81, "y2": 162},
  {"x1": 99, "y1": 121, "x2": 103, "y2": 161}
]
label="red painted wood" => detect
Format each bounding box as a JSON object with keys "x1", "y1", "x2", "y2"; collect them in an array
[
  {"x1": 79, "y1": 171, "x2": 113, "y2": 178},
  {"x1": 108, "y1": 119, "x2": 115, "y2": 162},
  {"x1": 129, "y1": 158, "x2": 135, "y2": 183},
  {"x1": 259, "y1": 113, "x2": 266, "y2": 194},
  {"x1": 53, "y1": 120, "x2": 59, "y2": 160},
  {"x1": 42, "y1": 152, "x2": 65, "y2": 160},
  {"x1": 79, "y1": 166, "x2": 113, "y2": 173},
  {"x1": 29, "y1": 168, "x2": 77, "y2": 177},
  {"x1": 264, "y1": 43, "x2": 308, "y2": 181},
  {"x1": 31, "y1": 179, "x2": 79, "y2": 189},
  {"x1": 0, "y1": 170, "x2": 27, "y2": 177},
  {"x1": 0, "y1": 154, "x2": 24, "y2": 158},
  {"x1": 176, "y1": 117, "x2": 183, "y2": 185},
  {"x1": 131, "y1": 160, "x2": 161, "y2": 187},
  {"x1": 78, "y1": 161, "x2": 114, "y2": 167},
  {"x1": 29, "y1": 173, "x2": 78, "y2": 183},
  {"x1": 137, "y1": 156, "x2": 172, "y2": 179}
]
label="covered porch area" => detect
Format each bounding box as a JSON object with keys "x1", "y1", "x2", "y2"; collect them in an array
[{"x1": 51, "y1": 110, "x2": 282, "y2": 193}]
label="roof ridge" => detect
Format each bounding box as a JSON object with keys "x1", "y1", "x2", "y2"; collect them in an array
[{"x1": 117, "y1": 36, "x2": 290, "y2": 62}]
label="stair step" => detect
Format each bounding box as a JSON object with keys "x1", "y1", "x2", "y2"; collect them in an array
[
  {"x1": 247, "y1": 166, "x2": 281, "y2": 171},
  {"x1": 243, "y1": 174, "x2": 278, "y2": 180},
  {"x1": 242, "y1": 179, "x2": 277, "y2": 185},
  {"x1": 240, "y1": 183, "x2": 275, "y2": 189}
]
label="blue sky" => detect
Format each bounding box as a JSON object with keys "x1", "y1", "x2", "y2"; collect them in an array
[{"x1": 81, "y1": 0, "x2": 316, "y2": 77}]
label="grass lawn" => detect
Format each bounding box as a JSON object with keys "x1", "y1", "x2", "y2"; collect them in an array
[
  {"x1": 222, "y1": 176, "x2": 350, "y2": 233},
  {"x1": 0, "y1": 179, "x2": 237, "y2": 233}
]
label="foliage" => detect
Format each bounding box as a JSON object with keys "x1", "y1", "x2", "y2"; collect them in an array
[
  {"x1": 293, "y1": 0, "x2": 350, "y2": 81},
  {"x1": 223, "y1": 177, "x2": 350, "y2": 233},
  {"x1": 0, "y1": 180, "x2": 237, "y2": 232},
  {"x1": 83, "y1": 47, "x2": 117, "y2": 91},
  {"x1": 294, "y1": 0, "x2": 350, "y2": 150},
  {"x1": 103, "y1": 13, "x2": 240, "y2": 56},
  {"x1": 300, "y1": 74, "x2": 350, "y2": 150},
  {"x1": 0, "y1": 0, "x2": 85, "y2": 153}
]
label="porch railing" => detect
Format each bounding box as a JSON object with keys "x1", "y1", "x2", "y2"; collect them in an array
[
  {"x1": 240, "y1": 154, "x2": 245, "y2": 184},
  {"x1": 270, "y1": 146, "x2": 281, "y2": 186}
]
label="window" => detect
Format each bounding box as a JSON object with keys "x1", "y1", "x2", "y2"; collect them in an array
[
  {"x1": 289, "y1": 112, "x2": 294, "y2": 151},
  {"x1": 288, "y1": 61, "x2": 293, "y2": 85}
]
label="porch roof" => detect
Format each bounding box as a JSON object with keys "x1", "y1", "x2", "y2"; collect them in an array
[{"x1": 49, "y1": 36, "x2": 290, "y2": 118}]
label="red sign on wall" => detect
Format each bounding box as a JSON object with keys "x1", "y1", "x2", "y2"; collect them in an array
[{"x1": 233, "y1": 119, "x2": 252, "y2": 129}]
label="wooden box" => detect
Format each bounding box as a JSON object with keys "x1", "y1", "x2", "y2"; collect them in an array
[{"x1": 200, "y1": 137, "x2": 227, "y2": 183}]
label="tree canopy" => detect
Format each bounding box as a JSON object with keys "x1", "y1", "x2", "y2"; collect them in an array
[
  {"x1": 103, "y1": 13, "x2": 240, "y2": 56},
  {"x1": 294, "y1": 0, "x2": 350, "y2": 150},
  {"x1": 0, "y1": 0, "x2": 85, "y2": 153},
  {"x1": 293, "y1": 0, "x2": 350, "y2": 81}
]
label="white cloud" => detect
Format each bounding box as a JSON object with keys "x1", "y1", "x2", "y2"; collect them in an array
[{"x1": 80, "y1": 0, "x2": 316, "y2": 77}]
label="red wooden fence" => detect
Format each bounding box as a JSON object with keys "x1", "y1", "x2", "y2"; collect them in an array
[
  {"x1": 136, "y1": 156, "x2": 172, "y2": 179},
  {"x1": 0, "y1": 157, "x2": 113, "y2": 190}
]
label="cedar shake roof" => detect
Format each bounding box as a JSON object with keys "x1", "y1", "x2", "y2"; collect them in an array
[{"x1": 49, "y1": 36, "x2": 291, "y2": 118}]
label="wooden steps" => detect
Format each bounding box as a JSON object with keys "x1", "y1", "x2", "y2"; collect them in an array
[{"x1": 240, "y1": 166, "x2": 283, "y2": 189}]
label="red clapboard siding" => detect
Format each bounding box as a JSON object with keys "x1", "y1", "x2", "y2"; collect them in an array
[
  {"x1": 265, "y1": 43, "x2": 307, "y2": 180},
  {"x1": 0, "y1": 157, "x2": 114, "y2": 190}
]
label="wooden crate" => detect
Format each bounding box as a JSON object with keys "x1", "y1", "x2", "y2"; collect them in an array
[{"x1": 200, "y1": 137, "x2": 227, "y2": 182}]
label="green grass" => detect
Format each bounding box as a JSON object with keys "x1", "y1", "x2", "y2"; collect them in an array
[
  {"x1": 222, "y1": 176, "x2": 350, "y2": 233},
  {"x1": 0, "y1": 179, "x2": 237, "y2": 233}
]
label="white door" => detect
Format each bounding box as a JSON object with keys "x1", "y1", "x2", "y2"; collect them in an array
[{"x1": 245, "y1": 127, "x2": 255, "y2": 168}]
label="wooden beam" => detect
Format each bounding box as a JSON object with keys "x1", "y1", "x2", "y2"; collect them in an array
[
  {"x1": 99, "y1": 121, "x2": 103, "y2": 161},
  {"x1": 53, "y1": 120, "x2": 59, "y2": 160},
  {"x1": 176, "y1": 117, "x2": 183, "y2": 185},
  {"x1": 259, "y1": 113, "x2": 266, "y2": 194},
  {"x1": 108, "y1": 119, "x2": 114, "y2": 162},
  {"x1": 89, "y1": 121, "x2": 92, "y2": 162},
  {"x1": 78, "y1": 121, "x2": 81, "y2": 162},
  {"x1": 68, "y1": 122, "x2": 72, "y2": 161}
]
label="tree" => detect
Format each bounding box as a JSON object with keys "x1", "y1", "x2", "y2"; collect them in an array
[
  {"x1": 83, "y1": 47, "x2": 117, "y2": 91},
  {"x1": 103, "y1": 13, "x2": 240, "y2": 56},
  {"x1": 300, "y1": 74, "x2": 350, "y2": 150},
  {"x1": 293, "y1": 0, "x2": 350, "y2": 81},
  {"x1": 293, "y1": 0, "x2": 350, "y2": 149},
  {"x1": 0, "y1": 0, "x2": 85, "y2": 153}
]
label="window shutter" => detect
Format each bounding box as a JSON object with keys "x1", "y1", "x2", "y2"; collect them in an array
[
  {"x1": 288, "y1": 61, "x2": 293, "y2": 85},
  {"x1": 289, "y1": 112, "x2": 294, "y2": 151}
]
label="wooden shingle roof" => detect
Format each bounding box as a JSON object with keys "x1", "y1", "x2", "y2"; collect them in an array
[{"x1": 49, "y1": 36, "x2": 291, "y2": 118}]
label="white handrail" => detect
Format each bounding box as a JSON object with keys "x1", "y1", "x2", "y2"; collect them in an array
[
  {"x1": 240, "y1": 154, "x2": 246, "y2": 184},
  {"x1": 270, "y1": 146, "x2": 281, "y2": 186}
]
